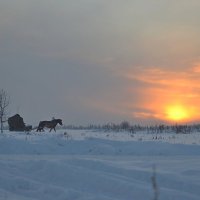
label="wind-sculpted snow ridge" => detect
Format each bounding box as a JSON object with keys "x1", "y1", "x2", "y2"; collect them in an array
[{"x1": 0, "y1": 130, "x2": 200, "y2": 200}]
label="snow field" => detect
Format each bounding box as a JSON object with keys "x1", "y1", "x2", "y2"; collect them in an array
[{"x1": 0, "y1": 129, "x2": 200, "y2": 200}]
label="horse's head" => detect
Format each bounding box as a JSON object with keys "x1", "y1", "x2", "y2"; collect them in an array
[{"x1": 57, "y1": 119, "x2": 63, "y2": 126}]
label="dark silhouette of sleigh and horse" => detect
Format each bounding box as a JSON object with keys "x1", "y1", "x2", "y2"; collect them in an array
[
  {"x1": 36, "y1": 118, "x2": 63, "y2": 132},
  {"x1": 8, "y1": 114, "x2": 62, "y2": 133}
]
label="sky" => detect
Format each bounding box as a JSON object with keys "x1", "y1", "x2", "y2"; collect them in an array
[{"x1": 1, "y1": 0, "x2": 200, "y2": 126}]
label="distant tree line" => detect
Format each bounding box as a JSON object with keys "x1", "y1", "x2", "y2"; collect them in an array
[{"x1": 63, "y1": 121, "x2": 200, "y2": 134}]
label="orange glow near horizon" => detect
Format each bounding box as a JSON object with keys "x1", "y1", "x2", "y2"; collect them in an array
[{"x1": 123, "y1": 65, "x2": 200, "y2": 123}]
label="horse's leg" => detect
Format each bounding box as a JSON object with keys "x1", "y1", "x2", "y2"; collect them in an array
[
  {"x1": 37, "y1": 126, "x2": 44, "y2": 132},
  {"x1": 49, "y1": 128, "x2": 52, "y2": 132},
  {"x1": 54, "y1": 127, "x2": 56, "y2": 132}
]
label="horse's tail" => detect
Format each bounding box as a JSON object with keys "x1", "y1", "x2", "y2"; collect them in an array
[{"x1": 36, "y1": 121, "x2": 44, "y2": 132}]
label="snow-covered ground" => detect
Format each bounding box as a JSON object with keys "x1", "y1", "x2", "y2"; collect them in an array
[{"x1": 0, "y1": 129, "x2": 200, "y2": 200}]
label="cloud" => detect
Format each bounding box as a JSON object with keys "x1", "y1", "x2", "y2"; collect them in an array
[
  {"x1": 1, "y1": 0, "x2": 200, "y2": 125},
  {"x1": 119, "y1": 63, "x2": 200, "y2": 123}
]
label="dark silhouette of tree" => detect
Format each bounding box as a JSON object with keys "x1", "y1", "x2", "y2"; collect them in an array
[
  {"x1": 120, "y1": 121, "x2": 130, "y2": 130},
  {"x1": 0, "y1": 89, "x2": 10, "y2": 133}
]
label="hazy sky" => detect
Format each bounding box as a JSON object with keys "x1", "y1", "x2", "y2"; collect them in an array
[{"x1": 1, "y1": 0, "x2": 200, "y2": 125}]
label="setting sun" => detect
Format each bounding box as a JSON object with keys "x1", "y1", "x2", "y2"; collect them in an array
[{"x1": 166, "y1": 105, "x2": 189, "y2": 121}]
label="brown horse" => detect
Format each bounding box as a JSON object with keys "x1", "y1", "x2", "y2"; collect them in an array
[{"x1": 36, "y1": 119, "x2": 62, "y2": 132}]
